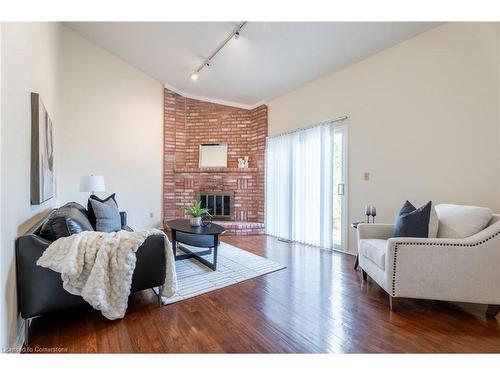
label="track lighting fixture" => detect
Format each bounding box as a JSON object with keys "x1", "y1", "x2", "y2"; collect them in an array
[{"x1": 189, "y1": 21, "x2": 246, "y2": 81}]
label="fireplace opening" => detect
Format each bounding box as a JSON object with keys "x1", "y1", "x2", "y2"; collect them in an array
[{"x1": 199, "y1": 191, "x2": 234, "y2": 221}]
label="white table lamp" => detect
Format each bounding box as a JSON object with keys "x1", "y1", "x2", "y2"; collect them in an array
[{"x1": 80, "y1": 175, "x2": 106, "y2": 195}]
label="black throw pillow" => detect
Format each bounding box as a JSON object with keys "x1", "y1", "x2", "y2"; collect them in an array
[
  {"x1": 394, "y1": 200, "x2": 432, "y2": 238},
  {"x1": 39, "y1": 206, "x2": 94, "y2": 241},
  {"x1": 61, "y1": 201, "x2": 89, "y2": 217},
  {"x1": 87, "y1": 193, "x2": 118, "y2": 229}
]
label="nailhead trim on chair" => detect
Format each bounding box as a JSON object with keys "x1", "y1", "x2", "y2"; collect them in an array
[
  {"x1": 391, "y1": 231, "x2": 500, "y2": 296},
  {"x1": 392, "y1": 244, "x2": 399, "y2": 296}
]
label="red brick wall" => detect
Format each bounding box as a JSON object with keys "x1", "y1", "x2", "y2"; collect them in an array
[{"x1": 163, "y1": 89, "x2": 267, "y2": 225}]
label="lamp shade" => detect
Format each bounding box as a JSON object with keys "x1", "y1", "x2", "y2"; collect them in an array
[{"x1": 80, "y1": 175, "x2": 106, "y2": 193}]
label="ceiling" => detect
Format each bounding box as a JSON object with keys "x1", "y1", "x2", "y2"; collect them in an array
[{"x1": 66, "y1": 22, "x2": 441, "y2": 108}]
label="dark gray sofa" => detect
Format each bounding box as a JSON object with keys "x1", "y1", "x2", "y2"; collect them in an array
[{"x1": 15, "y1": 202, "x2": 166, "y2": 345}]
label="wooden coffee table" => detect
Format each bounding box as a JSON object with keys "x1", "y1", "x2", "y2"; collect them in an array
[{"x1": 166, "y1": 219, "x2": 226, "y2": 271}]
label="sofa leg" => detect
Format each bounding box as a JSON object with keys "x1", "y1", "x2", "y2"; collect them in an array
[
  {"x1": 24, "y1": 319, "x2": 29, "y2": 347},
  {"x1": 24, "y1": 317, "x2": 33, "y2": 347},
  {"x1": 151, "y1": 286, "x2": 163, "y2": 307},
  {"x1": 486, "y1": 304, "x2": 500, "y2": 318},
  {"x1": 389, "y1": 296, "x2": 399, "y2": 311},
  {"x1": 361, "y1": 269, "x2": 367, "y2": 281},
  {"x1": 157, "y1": 286, "x2": 163, "y2": 307}
]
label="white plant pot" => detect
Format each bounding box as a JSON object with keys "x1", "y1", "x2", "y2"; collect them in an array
[{"x1": 190, "y1": 217, "x2": 202, "y2": 227}]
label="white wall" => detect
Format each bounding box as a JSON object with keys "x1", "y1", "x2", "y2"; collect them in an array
[
  {"x1": 268, "y1": 23, "x2": 500, "y2": 252},
  {"x1": 1, "y1": 22, "x2": 60, "y2": 350},
  {"x1": 57, "y1": 26, "x2": 164, "y2": 229},
  {"x1": 0, "y1": 23, "x2": 164, "y2": 350}
]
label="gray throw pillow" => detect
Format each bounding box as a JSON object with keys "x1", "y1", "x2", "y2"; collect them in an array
[{"x1": 89, "y1": 197, "x2": 122, "y2": 232}]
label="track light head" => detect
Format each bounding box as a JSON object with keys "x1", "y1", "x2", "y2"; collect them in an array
[
  {"x1": 235, "y1": 31, "x2": 240, "y2": 39},
  {"x1": 190, "y1": 71, "x2": 199, "y2": 81}
]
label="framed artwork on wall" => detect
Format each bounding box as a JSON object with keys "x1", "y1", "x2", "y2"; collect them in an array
[
  {"x1": 199, "y1": 143, "x2": 228, "y2": 168},
  {"x1": 30, "y1": 92, "x2": 55, "y2": 205}
]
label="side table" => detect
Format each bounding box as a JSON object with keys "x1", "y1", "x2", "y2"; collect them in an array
[{"x1": 351, "y1": 221, "x2": 366, "y2": 270}]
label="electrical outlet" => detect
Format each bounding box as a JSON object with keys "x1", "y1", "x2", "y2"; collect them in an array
[
  {"x1": 149, "y1": 212, "x2": 154, "y2": 218},
  {"x1": 364, "y1": 172, "x2": 370, "y2": 181}
]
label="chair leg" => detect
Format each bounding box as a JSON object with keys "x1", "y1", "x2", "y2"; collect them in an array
[
  {"x1": 389, "y1": 296, "x2": 399, "y2": 311},
  {"x1": 361, "y1": 269, "x2": 367, "y2": 281},
  {"x1": 486, "y1": 304, "x2": 500, "y2": 318}
]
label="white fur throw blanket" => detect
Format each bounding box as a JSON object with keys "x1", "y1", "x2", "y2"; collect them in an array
[{"x1": 37, "y1": 229, "x2": 177, "y2": 320}]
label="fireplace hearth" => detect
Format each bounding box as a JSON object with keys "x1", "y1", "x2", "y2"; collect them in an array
[{"x1": 199, "y1": 191, "x2": 234, "y2": 221}]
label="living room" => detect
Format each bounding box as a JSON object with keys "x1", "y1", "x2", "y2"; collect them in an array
[{"x1": 1, "y1": 0, "x2": 500, "y2": 370}]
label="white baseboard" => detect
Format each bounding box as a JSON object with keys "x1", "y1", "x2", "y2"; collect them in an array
[
  {"x1": 268, "y1": 234, "x2": 357, "y2": 256},
  {"x1": 333, "y1": 248, "x2": 357, "y2": 256}
]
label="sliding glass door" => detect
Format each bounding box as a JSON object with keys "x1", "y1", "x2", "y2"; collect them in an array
[
  {"x1": 265, "y1": 121, "x2": 347, "y2": 250},
  {"x1": 332, "y1": 125, "x2": 347, "y2": 250}
]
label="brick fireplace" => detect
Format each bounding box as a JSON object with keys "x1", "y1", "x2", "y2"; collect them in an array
[{"x1": 163, "y1": 89, "x2": 267, "y2": 235}]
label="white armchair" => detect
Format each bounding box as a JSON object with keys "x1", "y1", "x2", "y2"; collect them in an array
[{"x1": 357, "y1": 214, "x2": 500, "y2": 317}]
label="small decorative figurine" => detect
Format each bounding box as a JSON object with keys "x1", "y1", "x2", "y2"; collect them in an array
[
  {"x1": 364, "y1": 205, "x2": 377, "y2": 223},
  {"x1": 370, "y1": 206, "x2": 377, "y2": 223}
]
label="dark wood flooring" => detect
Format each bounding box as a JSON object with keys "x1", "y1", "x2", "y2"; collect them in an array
[{"x1": 26, "y1": 235, "x2": 500, "y2": 353}]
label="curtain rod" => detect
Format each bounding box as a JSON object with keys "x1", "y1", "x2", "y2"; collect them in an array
[{"x1": 267, "y1": 116, "x2": 348, "y2": 139}]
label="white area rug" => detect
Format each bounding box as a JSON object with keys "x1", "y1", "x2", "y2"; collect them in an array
[{"x1": 161, "y1": 241, "x2": 286, "y2": 305}]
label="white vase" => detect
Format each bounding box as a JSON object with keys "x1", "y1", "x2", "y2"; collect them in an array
[{"x1": 190, "y1": 217, "x2": 202, "y2": 227}]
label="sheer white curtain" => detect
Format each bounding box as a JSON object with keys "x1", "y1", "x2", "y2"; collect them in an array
[{"x1": 266, "y1": 123, "x2": 334, "y2": 248}]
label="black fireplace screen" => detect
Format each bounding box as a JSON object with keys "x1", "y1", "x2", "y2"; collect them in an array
[{"x1": 199, "y1": 191, "x2": 234, "y2": 220}]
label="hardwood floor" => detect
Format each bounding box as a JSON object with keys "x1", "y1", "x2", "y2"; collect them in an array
[{"x1": 26, "y1": 235, "x2": 500, "y2": 353}]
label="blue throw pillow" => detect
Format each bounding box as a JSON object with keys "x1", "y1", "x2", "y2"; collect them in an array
[{"x1": 394, "y1": 200, "x2": 433, "y2": 238}]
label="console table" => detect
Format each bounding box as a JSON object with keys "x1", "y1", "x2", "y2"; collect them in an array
[{"x1": 166, "y1": 219, "x2": 226, "y2": 271}]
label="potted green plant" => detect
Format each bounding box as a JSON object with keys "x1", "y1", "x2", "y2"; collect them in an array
[{"x1": 185, "y1": 200, "x2": 210, "y2": 227}]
